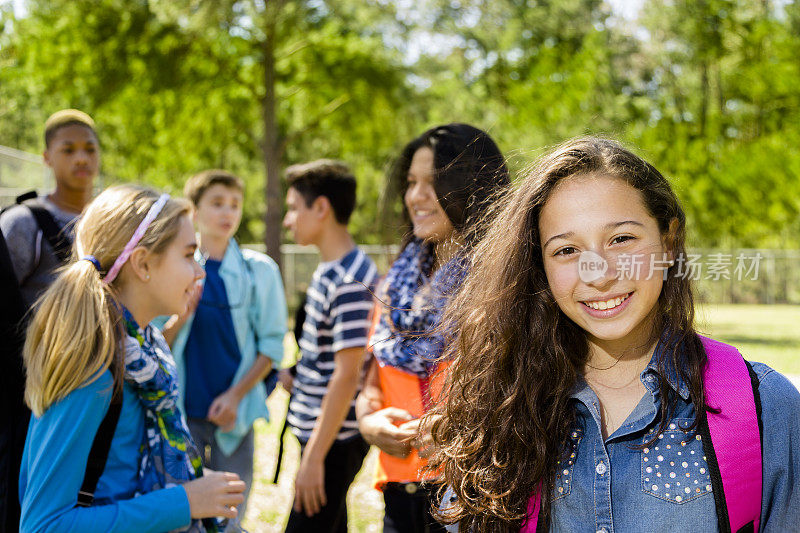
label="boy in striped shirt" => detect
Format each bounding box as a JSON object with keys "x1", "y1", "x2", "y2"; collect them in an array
[{"x1": 281, "y1": 160, "x2": 377, "y2": 532}]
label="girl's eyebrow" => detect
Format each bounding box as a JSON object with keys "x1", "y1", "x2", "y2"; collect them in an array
[
  {"x1": 605, "y1": 220, "x2": 645, "y2": 230},
  {"x1": 543, "y1": 231, "x2": 574, "y2": 250},
  {"x1": 543, "y1": 221, "x2": 646, "y2": 249}
]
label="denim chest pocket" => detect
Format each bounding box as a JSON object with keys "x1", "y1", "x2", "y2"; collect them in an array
[
  {"x1": 641, "y1": 419, "x2": 712, "y2": 503},
  {"x1": 553, "y1": 428, "x2": 583, "y2": 501}
]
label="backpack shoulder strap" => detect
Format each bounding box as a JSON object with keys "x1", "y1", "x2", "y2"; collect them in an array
[
  {"x1": 521, "y1": 482, "x2": 543, "y2": 532},
  {"x1": 698, "y1": 335, "x2": 762, "y2": 533},
  {"x1": 13, "y1": 190, "x2": 38, "y2": 205},
  {"x1": 76, "y1": 373, "x2": 123, "y2": 507},
  {"x1": 17, "y1": 194, "x2": 72, "y2": 264}
]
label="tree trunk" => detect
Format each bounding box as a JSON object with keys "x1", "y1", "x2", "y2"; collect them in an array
[
  {"x1": 261, "y1": 1, "x2": 284, "y2": 272},
  {"x1": 699, "y1": 59, "x2": 708, "y2": 138}
]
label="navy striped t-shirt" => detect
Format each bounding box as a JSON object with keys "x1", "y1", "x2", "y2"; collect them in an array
[{"x1": 287, "y1": 247, "x2": 377, "y2": 442}]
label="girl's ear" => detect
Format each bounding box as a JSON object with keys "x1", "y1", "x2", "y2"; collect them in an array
[
  {"x1": 126, "y1": 247, "x2": 152, "y2": 282},
  {"x1": 663, "y1": 217, "x2": 680, "y2": 261}
]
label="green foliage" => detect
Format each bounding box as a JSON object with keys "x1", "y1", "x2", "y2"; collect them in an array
[{"x1": 2, "y1": 0, "x2": 800, "y2": 248}]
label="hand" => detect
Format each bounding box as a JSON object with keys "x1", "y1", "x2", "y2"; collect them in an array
[
  {"x1": 358, "y1": 407, "x2": 417, "y2": 458},
  {"x1": 278, "y1": 368, "x2": 294, "y2": 392},
  {"x1": 293, "y1": 452, "x2": 326, "y2": 517},
  {"x1": 163, "y1": 282, "x2": 203, "y2": 343},
  {"x1": 402, "y1": 414, "x2": 440, "y2": 458},
  {"x1": 207, "y1": 389, "x2": 241, "y2": 432},
  {"x1": 354, "y1": 378, "x2": 384, "y2": 420},
  {"x1": 174, "y1": 282, "x2": 203, "y2": 326},
  {"x1": 360, "y1": 384, "x2": 384, "y2": 413},
  {"x1": 184, "y1": 470, "x2": 246, "y2": 520}
]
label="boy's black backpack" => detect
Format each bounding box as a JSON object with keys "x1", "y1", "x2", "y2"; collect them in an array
[
  {"x1": 0, "y1": 192, "x2": 118, "y2": 531},
  {"x1": 0, "y1": 223, "x2": 29, "y2": 532},
  {"x1": 4, "y1": 191, "x2": 73, "y2": 264}
]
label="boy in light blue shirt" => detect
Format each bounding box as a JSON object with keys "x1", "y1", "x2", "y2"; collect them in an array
[{"x1": 162, "y1": 169, "x2": 287, "y2": 523}]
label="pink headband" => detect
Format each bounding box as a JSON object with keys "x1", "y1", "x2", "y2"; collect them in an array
[{"x1": 103, "y1": 194, "x2": 170, "y2": 284}]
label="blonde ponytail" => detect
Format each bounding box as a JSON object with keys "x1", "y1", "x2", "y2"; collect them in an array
[
  {"x1": 23, "y1": 185, "x2": 191, "y2": 416},
  {"x1": 24, "y1": 259, "x2": 121, "y2": 416}
]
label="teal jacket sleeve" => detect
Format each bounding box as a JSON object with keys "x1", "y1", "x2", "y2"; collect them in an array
[
  {"x1": 19, "y1": 371, "x2": 191, "y2": 533},
  {"x1": 245, "y1": 250, "x2": 287, "y2": 366}
]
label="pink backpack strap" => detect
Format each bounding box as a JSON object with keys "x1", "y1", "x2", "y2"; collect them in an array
[
  {"x1": 520, "y1": 482, "x2": 542, "y2": 532},
  {"x1": 699, "y1": 335, "x2": 762, "y2": 533}
]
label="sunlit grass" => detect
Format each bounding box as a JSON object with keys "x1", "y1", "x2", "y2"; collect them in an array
[
  {"x1": 696, "y1": 304, "x2": 800, "y2": 374},
  {"x1": 242, "y1": 388, "x2": 384, "y2": 533}
]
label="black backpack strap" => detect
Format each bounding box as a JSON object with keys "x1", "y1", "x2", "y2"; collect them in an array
[
  {"x1": 76, "y1": 376, "x2": 123, "y2": 507},
  {"x1": 271, "y1": 292, "x2": 307, "y2": 483},
  {"x1": 14, "y1": 191, "x2": 37, "y2": 205},
  {"x1": 17, "y1": 194, "x2": 72, "y2": 264},
  {"x1": 272, "y1": 407, "x2": 293, "y2": 484},
  {"x1": 744, "y1": 360, "x2": 764, "y2": 444}
]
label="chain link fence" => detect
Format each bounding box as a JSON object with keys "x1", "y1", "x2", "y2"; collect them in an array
[
  {"x1": 0, "y1": 145, "x2": 50, "y2": 207},
  {"x1": 691, "y1": 249, "x2": 800, "y2": 305},
  {"x1": 247, "y1": 244, "x2": 398, "y2": 314}
]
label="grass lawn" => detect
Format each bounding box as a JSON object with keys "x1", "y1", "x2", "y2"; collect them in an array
[
  {"x1": 241, "y1": 390, "x2": 384, "y2": 533},
  {"x1": 241, "y1": 304, "x2": 800, "y2": 532},
  {"x1": 696, "y1": 304, "x2": 800, "y2": 375}
]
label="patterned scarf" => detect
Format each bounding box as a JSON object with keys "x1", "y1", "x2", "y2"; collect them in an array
[
  {"x1": 371, "y1": 238, "x2": 467, "y2": 377},
  {"x1": 122, "y1": 308, "x2": 219, "y2": 533}
]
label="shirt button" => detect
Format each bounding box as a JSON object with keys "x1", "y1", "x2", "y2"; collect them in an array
[
  {"x1": 596, "y1": 529, "x2": 608, "y2": 533},
  {"x1": 595, "y1": 461, "x2": 607, "y2": 475}
]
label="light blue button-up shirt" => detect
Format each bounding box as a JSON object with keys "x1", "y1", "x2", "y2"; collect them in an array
[{"x1": 166, "y1": 239, "x2": 287, "y2": 456}]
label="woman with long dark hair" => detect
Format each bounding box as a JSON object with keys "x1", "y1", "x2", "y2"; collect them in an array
[
  {"x1": 356, "y1": 123, "x2": 510, "y2": 533},
  {"x1": 429, "y1": 137, "x2": 800, "y2": 532}
]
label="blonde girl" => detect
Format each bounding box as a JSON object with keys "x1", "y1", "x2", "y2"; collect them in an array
[{"x1": 19, "y1": 185, "x2": 245, "y2": 533}]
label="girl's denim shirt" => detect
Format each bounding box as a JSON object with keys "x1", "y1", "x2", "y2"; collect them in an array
[{"x1": 445, "y1": 339, "x2": 800, "y2": 532}]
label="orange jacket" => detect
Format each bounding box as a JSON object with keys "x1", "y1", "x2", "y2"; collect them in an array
[
  {"x1": 367, "y1": 298, "x2": 450, "y2": 488},
  {"x1": 373, "y1": 361, "x2": 449, "y2": 488}
]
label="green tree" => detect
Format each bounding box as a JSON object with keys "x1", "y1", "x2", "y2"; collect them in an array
[
  {"x1": 637, "y1": 0, "x2": 800, "y2": 247},
  {"x1": 2, "y1": 0, "x2": 417, "y2": 265}
]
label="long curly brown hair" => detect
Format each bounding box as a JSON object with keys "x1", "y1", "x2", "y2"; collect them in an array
[{"x1": 427, "y1": 137, "x2": 708, "y2": 531}]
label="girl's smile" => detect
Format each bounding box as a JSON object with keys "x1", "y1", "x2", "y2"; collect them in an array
[{"x1": 580, "y1": 290, "x2": 634, "y2": 317}]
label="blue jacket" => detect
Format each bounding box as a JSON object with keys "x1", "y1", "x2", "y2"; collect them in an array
[
  {"x1": 19, "y1": 371, "x2": 191, "y2": 532},
  {"x1": 168, "y1": 239, "x2": 287, "y2": 456}
]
